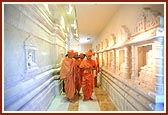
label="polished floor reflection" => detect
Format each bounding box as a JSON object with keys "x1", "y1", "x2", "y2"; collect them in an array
[{"x1": 47, "y1": 86, "x2": 117, "y2": 111}]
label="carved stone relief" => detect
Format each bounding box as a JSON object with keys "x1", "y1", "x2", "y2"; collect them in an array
[
  {"x1": 116, "y1": 25, "x2": 131, "y2": 45},
  {"x1": 97, "y1": 7, "x2": 164, "y2": 111},
  {"x1": 133, "y1": 7, "x2": 162, "y2": 35},
  {"x1": 111, "y1": 34, "x2": 116, "y2": 46},
  {"x1": 98, "y1": 43, "x2": 100, "y2": 51},
  {"x1": 24, "y1": 35, "x2": 39, "y2": 73},
  {"x1": 105, "y1": 39, "x2": 109, "y2": 48},
  {"x1": 101, "y1": 41, "x2": 103, "y2": 50}
]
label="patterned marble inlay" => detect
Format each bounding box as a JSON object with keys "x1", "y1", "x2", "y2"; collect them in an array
[
  {"x1": 68, "y1": 95, "x2": 80, "y2": 111},
  {"x1": 94, "y1": 87, "x2": 117, "y2": 111},
  {"x1": 47, "y1": 86, "x2": 116, "y2": 111}
]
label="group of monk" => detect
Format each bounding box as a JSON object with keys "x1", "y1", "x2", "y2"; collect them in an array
[{"x1": 60, "y1": 49, "x2": 99, "y2": 102}]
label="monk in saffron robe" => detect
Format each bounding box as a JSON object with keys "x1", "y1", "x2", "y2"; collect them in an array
[
  {"x1": 78, "y1": 53, "x2": 85, "y2": 94},
  {"x1": 79, "y1": 51, "x2": 96, "y2": 101},
  {"x1": 74, "y1": 52, "x2": 82, "y2": 96},
  {"x1": 79, "y1": 53, "x2": 85, "y2": 60},
  {"x1": 60, "y1": 50, "x2": 76, "y2": 102},
  {"x1": 92, "y1": 52, "x2": 99, "y2": 87}
]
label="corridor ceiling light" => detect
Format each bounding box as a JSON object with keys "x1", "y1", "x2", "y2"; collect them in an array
[
  {"x1": 43, "y1": 4, "x2": 51, "y2": 15},
  {"x1": 67, "y1": 5, "x2": 73, "y2": 14},
  {"x1": 61, "y1": 16, "x2": 65, "y2": 30},
  {"x1": 73, "y1": 20, "x2": 77, "y2": 29}
]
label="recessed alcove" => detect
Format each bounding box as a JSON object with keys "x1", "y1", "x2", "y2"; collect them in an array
[
  {"x1": 137, "y1": 44, "x2": 152, "y2": 76},
  {"x1": 104, "y1": 52, "x2": 108, "y2": 67},
  {"x1": 119, "y1": 49, "x2": 125, "y2": 74},
  {"x1": 109, "y1": 51, "x2": 113, "y2": 68}
]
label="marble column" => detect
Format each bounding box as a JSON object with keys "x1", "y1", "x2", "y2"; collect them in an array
[
  {"x1": 106, "y1": 51, "x2": 108, "y2": 68},
  {"x1": 131, "y1": 45, "x2": 136, "y2": 80},
  {"x1": 108, "y1": 51, "x2": 111, "y2": 69},
  {"x1": 153, "y1": 37, "x2": 164, "y2": 95},
  {"x1": 102, "y1": 53, "x2": 104, "y2": 67},
  {"x1": 98, "y1": 53, "x2": 102, "y2": 67},
  {"x1": 124, "y1": 46, "x2": 131, "y2": 78},
  {"x1": 116, "y1": 50, "x2": 119, "y2": 74},
  {"x1": 112, "y1": 50, "x2": 116, "y2": 73}
]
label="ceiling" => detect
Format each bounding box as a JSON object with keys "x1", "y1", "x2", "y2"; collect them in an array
[
  {"x1": 74, "y1": 4, "x2": 121, "y2": 44},
  {"x1": 48, "y1": 3, "x2": 121, "y2": 44}
]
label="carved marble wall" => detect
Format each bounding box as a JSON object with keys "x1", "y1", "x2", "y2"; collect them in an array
[
  {"x1": 4, "y1": 4, "x2": 69, "y2": 111},
  {"x1": 96, "y1": 7, "x2": 165, "y2": 111}
]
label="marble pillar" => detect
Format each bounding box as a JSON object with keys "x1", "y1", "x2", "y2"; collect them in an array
[
  {"x1": 112, "y1": 50, "x2": 116, "y2": 73},
  {"x1": 124, "y1": 46, "x2": 131, "y2": 78},
  {"x1": 153, "y1": 37, "x2": 164, "y2": 95},
  {"x1": 131, "y1": 46, "x2": 137, "y2": 81}
]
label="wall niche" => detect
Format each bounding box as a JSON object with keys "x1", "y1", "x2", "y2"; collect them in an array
[
  {"x1": 24, "y1": 35, "x2": 39, "y2": 73},
  {"x1": 137, "y1": 45, "x2": 152, "y2": 76},
  {"x1": 118, "y1": 49, "x2": 125, "y2": 77}
]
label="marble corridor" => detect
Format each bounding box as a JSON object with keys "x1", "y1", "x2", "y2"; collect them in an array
[{"x1": 47, "y1": 86, "x2": 117, "y2": 112}]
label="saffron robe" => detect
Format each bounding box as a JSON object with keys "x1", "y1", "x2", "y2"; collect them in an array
[
  {"x1": 79, "y1": 59, "x2": 96, "y2": 99},
  {"x1": 60, "y1": 58, "x2": 76, "y2": 100},
  {"x1": 75, "y1": 58, "x2": 82, "y2": 93}
]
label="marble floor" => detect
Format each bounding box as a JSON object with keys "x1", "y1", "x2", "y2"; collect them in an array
[{"x1": 47, "y1": 86, "x2": 117, "y2": 112}]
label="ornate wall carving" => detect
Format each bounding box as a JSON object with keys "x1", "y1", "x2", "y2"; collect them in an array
[
  {"x1": 4, "y1": 4, "x2": 68, "y2": 111},
  {"x1": 24, "y1": 35, "x2": 39, "y2": 73},
  {"x1": 97, "y1": 7, "x2": 164, "y2": 111}
]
